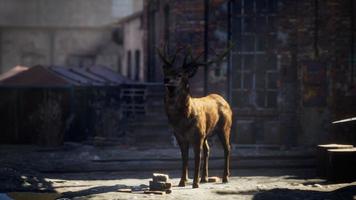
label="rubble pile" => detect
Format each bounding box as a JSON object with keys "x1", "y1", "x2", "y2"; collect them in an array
[
  {"x1": 146, "y1": 173, "x2": 172, "y2": 195},
  {"x1": 0, "y1": 163, "x2": 53, "y2": 192},
  {"x1": 117, "y1": 173, "x2": 172, "y2": 195}
]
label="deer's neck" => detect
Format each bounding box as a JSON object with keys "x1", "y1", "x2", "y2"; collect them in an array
[{"x1": 165, "y1": 90, "x2": 192, "y2": 124}]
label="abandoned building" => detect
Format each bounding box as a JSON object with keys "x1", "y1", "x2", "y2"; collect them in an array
[
  {"x1": 0, "y1": 0, "x2": 143, "y2": 73},
  {"x1": 0, "y1": 1, "x2": 356, "y2": 199},
  {"x1": 0, "y1": 0, "x2": 355, "y2": 148},
  {"x1": 142, "y1": 0, "x2": 356, "y2": 147}
]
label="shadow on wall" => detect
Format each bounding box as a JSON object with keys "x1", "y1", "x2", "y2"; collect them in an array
[{"x1": 215, "y1": 185, "x2": 356, "y2": 200}]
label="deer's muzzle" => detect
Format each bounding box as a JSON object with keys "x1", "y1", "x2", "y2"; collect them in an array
[{"x1": 166, "y1": 85, "x2": 176, "y2": 94}]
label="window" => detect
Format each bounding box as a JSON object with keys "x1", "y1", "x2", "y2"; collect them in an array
[
  {"x1": 127, "y1": 51, "x2": 132, "y2": 79},
  {"x1": 135, "y1": 50, "x2": 140, "y2": 81},
  {"x1": 231, "y1": 0, "x2": 279, "y2": 109}
]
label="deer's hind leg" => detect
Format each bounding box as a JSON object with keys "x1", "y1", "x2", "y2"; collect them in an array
[
  {"x1": 192, "y1": 138, "x2": 204, "y2": 188},
  {"x1": 217, "y1": 123, "x2": 231, "y2": 183},
  {"x1": 200, "y1": 139, "x2": 210, "y2": 183}
]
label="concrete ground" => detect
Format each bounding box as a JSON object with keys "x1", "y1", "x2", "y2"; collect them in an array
[
  {"x1": 0, "y1": 144, "x2": 355, "y2": 200},
  {"x1": 46, "y1": 169, "x2": 356, "y2": 200}
]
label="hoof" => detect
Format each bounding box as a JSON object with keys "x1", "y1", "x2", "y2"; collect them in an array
[
  {"x1": 222, "y1": 177, "x2": 229, "y2": 183},
  {"x1": 200, "y1": 177, "x2": 208, "y2": 183},
  {"x1": 192, "y1": 183, "x2": 199, "y2": 188},
  {"x1": 178, "y1": 180, "x2": 186, "y2": 187}
]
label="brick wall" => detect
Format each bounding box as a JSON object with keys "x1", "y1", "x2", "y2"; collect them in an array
[{"x1": 145, "y1": 0, "x2": 356, "y2": 146}]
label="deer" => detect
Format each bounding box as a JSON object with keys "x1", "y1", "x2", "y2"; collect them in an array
[{"x1": 157, "y1": 45, "x2": 233, "y2": 188}]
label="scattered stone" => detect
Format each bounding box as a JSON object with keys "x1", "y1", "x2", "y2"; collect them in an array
[
  {"x1": 117, "y1": 188, "x2": 132, "y2": 193},
  {"x1": 144, "y1": 190, "x2": 166, "y2": 195},
  {"x1": 208, "y1": 177, "x2": 220, "y2": 183},
  {"x1": 149, "y1": 173, "x2": 172, "y2": 194},
  {"x1": 291, "y1": 182, "x2": 301, "y2": 186},
  {"x1": 149, "y1": 181, "x2": 171, "y2": 191},
  {"x1": 312, "y1": 184, "x2": 322, "y2": 188},
  {"x1": 0, "y1": 164, "x2": 53, "y2": 192},
  {"x1": 152, "y1": 173, "x2": 169, "y2": 182}
]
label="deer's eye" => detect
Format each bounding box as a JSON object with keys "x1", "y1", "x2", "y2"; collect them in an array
[{"x1": 164, "y1": 78, "x2": 170, "y2": 84}]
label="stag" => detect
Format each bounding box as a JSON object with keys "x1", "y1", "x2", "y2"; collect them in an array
[{"x1": 158, "y1": 45, "x2": 233, "y2": 188}]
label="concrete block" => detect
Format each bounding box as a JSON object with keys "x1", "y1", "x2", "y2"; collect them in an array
[
  {"x1": 316, "y1": 144, "x2": 353, "y2": 178},
  {"x1": 117, "y1": 188, "x2": 132, "y2": 193},
  {"x1": 149, "y1": 181, "x2": 171, "y2": 191},
  {"x1": 152, "y1": 173, "x2": 169, "y2": 182},
  {"x1": 327, "y1": 148, "x2": 356, "y2": 182},
  {"x1": 208, "y1": 176, "x2": 220, "y2": 183}
]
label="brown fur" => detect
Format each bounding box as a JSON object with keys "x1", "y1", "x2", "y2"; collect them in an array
[{"x1": 164, "y1": 75, "x2": 232, "y2": 188}]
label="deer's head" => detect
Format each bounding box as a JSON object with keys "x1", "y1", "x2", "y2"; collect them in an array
[
  {"x1": 157, "y1": 46, "x2": 196, "y2": 96},
  {"x1": 157, "y1": 44, "x2": 232, "y2": 96}
]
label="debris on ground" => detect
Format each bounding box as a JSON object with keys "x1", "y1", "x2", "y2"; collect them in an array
[
  {"x1": 117, "y1": 188, "x2": 132, "y2": 193},
  {"x1": 147, "y1": 173, "x2": 172, "y2": 194},
  {"x1": 116, "y1": 173, "x2": 172, "y2": 195},
  {"x1": 0, "y1": 163, "x2": 53, "y2": 193},
  {"x1": 208, "y1": 176, "x2": 220, "y2": 183}
]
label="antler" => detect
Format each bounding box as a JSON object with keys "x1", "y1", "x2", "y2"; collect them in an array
[
  {"x1": 182, "y1": 46, "x2": 204, "y2": 68},
  {"x1": 157, "y1": 44, "x2": 184, "y2": 66},
  {"x1": 157, "y1": 42, "x2": 234, "y2": 77},
  {"x1": 182, "y1": 42, "x2": 234, "y2": 77},
  {"x1": 196, "y1": 42, "x2": 234, "y2": 67}
]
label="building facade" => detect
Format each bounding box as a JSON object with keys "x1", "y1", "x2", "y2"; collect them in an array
[
  {"x1": 144, "y1": 0, "x2": 356, "y2": 146},
  {"x1": 0, "y1": 0, "x2": 143, "y2": 74}
]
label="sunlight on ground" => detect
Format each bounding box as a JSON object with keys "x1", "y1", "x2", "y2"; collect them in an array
[{"x1": 1, "y1": 174, "x2": 355, "y2": 200}]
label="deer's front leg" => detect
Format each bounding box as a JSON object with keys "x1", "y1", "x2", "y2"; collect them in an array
[
  {"x1": 175, "y1": 134, "x2": 189, "y2": 187},
  {"x1": 178, "y1": 141, "x2": 189, "y2": 187},
  {"x1": 192, "y1": 139, "x2": 203, "y2": 188}
]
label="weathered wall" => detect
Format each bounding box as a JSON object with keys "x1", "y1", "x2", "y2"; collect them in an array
[
  {"x1": 1, "y1": 27, "x2": 120, "y2": 72},
  {"x1": 0, "y1": 0, "x2": 143, "y2": 27},
  {"x1": 278, "y1": 0, "x2": 355, "y2": 145},
  {"x1": 145, "y1": 0, "x2": 356, "y2": 146},
  {"x1": 0, "y1": 0, "x2": 143, "y2": 73}
]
